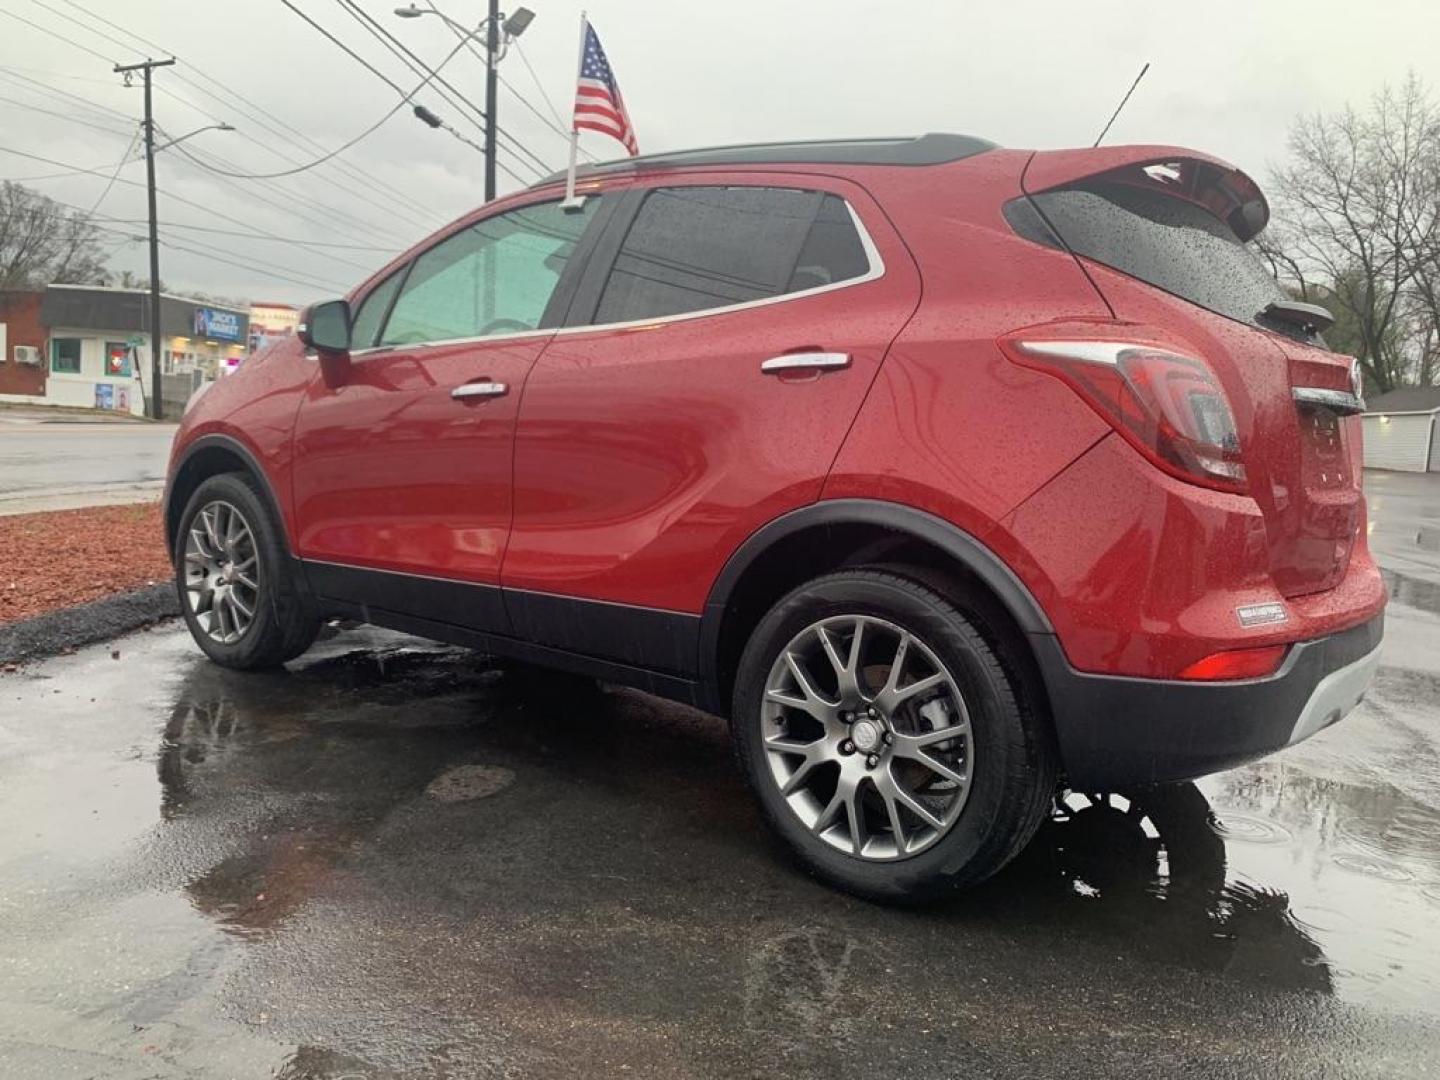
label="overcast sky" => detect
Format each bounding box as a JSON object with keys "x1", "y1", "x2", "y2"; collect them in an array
[{"x1": 2, "y1": 0, "x2": 1438, "y2": 306}]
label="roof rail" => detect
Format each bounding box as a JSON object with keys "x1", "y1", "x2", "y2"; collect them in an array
[{"x1": 532, "y1": 132, "x2": 997, "y2": 187}]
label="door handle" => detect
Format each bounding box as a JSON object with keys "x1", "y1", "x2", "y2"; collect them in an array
[
  {"x1": 452, "y1": 381, "x2": 508, "y2": 400},
  {"x1": 760, "y1": 352, "x2": 851, "y2": 375}
]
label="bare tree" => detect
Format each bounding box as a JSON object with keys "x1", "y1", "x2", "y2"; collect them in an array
[
  {"x1": 1265, "y1": 74, "x2": 1439, "y2": 392},
  {"x1": 0, "y1": 181, "x2": 112, "y2": 291}
]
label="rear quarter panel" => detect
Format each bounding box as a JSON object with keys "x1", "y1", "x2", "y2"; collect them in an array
[{"x1": 824, "y1": 150, "x2": 1112, "y2": 537}]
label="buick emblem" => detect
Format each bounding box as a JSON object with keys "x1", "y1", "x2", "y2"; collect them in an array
[{"x1": 850, "y1": 719, "x2": 881, "y2": 753}]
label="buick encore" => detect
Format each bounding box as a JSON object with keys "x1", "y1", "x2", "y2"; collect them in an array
[{"x1": 165, "y1": 134, "x2": 1385, "y2": 900}]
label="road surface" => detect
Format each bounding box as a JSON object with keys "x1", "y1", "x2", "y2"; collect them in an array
[
  {"x1": 0, "y1": 476, "x2": 1437, "y2": 1077},
  {"x1": 0, "y1": 412, "x2": 176, "y2": 515}
]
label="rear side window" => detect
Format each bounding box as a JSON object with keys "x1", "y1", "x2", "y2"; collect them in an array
[
  {"x1": 594, "y1": 187, "x2": 870, "y2": 324},
  {"x1": 1028, "y1": 181, "x2": 1290, "y2": 334}
]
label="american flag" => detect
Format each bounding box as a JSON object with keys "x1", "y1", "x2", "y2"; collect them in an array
[{"x1": 573, "y1": 21, "x2": 638, "y2": 156}]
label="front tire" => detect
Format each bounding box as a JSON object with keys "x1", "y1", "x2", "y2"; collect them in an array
[
  {"x1": 175, "y1": 472, "x2": 319, "y2": 669},
  {"x1": 732, "y1": 570, "x2": 1056, "y2": 902}
]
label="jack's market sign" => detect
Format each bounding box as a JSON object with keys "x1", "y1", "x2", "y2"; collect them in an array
[{"x1": 193, "y1": 307, "x2": 243, "y2": 342}]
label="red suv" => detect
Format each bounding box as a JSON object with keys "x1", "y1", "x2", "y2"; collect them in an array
[{"x1": 165, "y1": 134, "x2": 1385, "y2": 901}]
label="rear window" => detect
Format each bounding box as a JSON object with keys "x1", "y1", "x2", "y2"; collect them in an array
[{"x1": 1027, "y1": 181, "x2": 1296, "y2": 338}]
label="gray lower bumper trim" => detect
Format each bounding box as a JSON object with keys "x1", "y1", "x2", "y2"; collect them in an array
[{"x1": 1288, "y1": 644, "x2": 1382, "y2": 745}]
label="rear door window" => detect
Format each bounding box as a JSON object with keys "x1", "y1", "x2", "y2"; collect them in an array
[
  {"x1": 594, "y1": 187, "x2": 871, "y2": 324},
  {"x1": 1028, "y1": 181, "x2": 1294, "y2": 336}
]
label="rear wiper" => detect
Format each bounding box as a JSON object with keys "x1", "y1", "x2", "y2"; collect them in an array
[{"x1": 1259, "y1": 299, "x2": 1334, "y2": 334}]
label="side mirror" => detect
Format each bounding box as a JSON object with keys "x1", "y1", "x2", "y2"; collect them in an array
[{"x1": 298, "y1": 299, "x2": 353, "y2": 385}]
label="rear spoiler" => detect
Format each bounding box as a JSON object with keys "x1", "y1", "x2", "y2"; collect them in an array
[{"x1": 1021, "y1": 145, "x2": 1270, "y2": 242}]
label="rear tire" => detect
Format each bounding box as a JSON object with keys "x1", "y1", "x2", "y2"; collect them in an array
[
  {"x1": 731, "y1": 569, "x2": 1056, "y2": 902},
  {"x1": 175, "y1": 472, "x2": 320, "y2": 670}
]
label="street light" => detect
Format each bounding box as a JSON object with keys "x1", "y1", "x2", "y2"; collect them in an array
[
  {"x1": 153, "y1": 122, "x2": 236, "y2": 155},
  {"x1": 393, "y1": 3, "x2": 536, "y2": 202}
]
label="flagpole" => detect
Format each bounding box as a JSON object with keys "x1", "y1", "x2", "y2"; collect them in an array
[{"x1": 561, "y1": 11, "x2": 587, "y2": 211}]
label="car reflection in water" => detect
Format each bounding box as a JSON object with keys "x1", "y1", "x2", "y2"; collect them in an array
[
  {"x1": 973, "y1": 786, "x2": 1332, "y2": 994},
  {"x1": 153, "y1": 637, "x2": 1333, "y2": 995}
]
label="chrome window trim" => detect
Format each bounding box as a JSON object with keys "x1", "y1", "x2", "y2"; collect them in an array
[
  {"x1": 344, "y1": 196, "x2": 885, "y2": 358},
  {"x1": 349, "y1": 328, "x2": 552, "y2": 360}
]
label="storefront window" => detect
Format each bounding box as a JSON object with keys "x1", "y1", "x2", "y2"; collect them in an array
[
  {"x1": 104, "y1": 342, "x2": 132, "y2": 377},
  {"x1": 50, "y1": 338, "x2": 82, "y2": 374}
]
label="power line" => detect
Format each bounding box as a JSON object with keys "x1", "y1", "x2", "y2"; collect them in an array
[
  {"x1": 511, "y1": 38, "x2": 569, "y2": 136},
  {"x1": 160, "y1": 22, "x2": 483, "y2": 184},
  {"x1": 0, "y1": 62, "x2": 420, "y2": 249},
  {"x1": 0, "y1": 66, "x2": 133, "y2": 125},
  {"x1": 101, "y1": 218, "x2": 399, "y2": 252},
  {"x1": 0, "y1": 5, "x2": 121, "y2": 63},
  {"x1": 0, "y1": 57, "x2": 422, "y2": 248},
  {"x1": 28, "y1": 196, "x2": 356, "y2": 295},
  {"x1": 163, "y1": 134, "x2": 419, "y2": 248},
  {"x1": 168, "y1": 98, "x2": 411, "y2": 180},
  {"x1": 158, "y1": 235, "x2": 352, "y2": 293},
  {"x1": 83, "y1": 128, "x2": 139, "y2": 214},
  {"x1": 497, "y1": 68, "x2": 587, "y2": 158},
  {"x1": 161, "y1": 71, "x2": 438, "y2": 231},
  {"x1": 418, "y1": 3, "x2": 592, "y2": 163},
  {"x1": 0, "y1": 91, "x2": 133, "y2": 137},
  {"x1": 40, "y1": 0, "x2": 444, "y2": 233},
  {"x1": 282, "y1": 0, "x2": 536, "y2": 186},
  {"x1": 0, "y1": 42, "x2": 422, "y2": 246},
  {"x1": 404, "y1": 0, "x2": 568, "y2": 172},
  {"x1": 28, "y1": 187, "x2": 397, "y2": 272},
  {"x1": 0, "y1": 143, "x2": 392, "y2": 273},
  {"x1": 326, "y1": 0, "x2": 552, "y2": 177}
]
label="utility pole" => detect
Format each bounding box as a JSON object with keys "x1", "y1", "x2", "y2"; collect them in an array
[
  {"x1": 483, "y1": 0, "x2": 499, "y2": 202},
  {"x1": 114, "y1": 57, "x2": 175, "y2": 420}
]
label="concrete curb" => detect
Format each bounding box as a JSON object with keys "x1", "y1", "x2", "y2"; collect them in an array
[{"x1": 0, "y1": 584, "x2": 180, "y2": 665}]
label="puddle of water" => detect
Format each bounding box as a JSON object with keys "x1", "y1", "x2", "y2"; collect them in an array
[
  {"x1": 1212, "y1": 813, "x2": 1294, "y2": 845},
  {"x1": 1202, "y1": 761, "x2": 1440, "y2": 1011}
]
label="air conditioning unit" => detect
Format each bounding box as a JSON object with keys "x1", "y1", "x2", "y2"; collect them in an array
[{"x1": 14, "y1": 345, "x2": 40, "y2": 365}]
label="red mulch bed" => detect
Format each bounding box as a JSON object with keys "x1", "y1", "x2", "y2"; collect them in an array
[{"x1": 0, "y1": 503, "x2": 172, "y2": 624}]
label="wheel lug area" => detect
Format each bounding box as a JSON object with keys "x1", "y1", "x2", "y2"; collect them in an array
[
  {"x1": 840, "y1": 739, "x2": 855, "y2": 755},
  {"x1": 865, "y1": 753, "x2": 880, "y2": 769}
]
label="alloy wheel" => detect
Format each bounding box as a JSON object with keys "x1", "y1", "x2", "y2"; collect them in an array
[
  {"x1": 183, "y1": 500, "x2": 260, "y2": 645},
  {"x1": 760, "y1": 614, "x2": 974, "y2": 860}
]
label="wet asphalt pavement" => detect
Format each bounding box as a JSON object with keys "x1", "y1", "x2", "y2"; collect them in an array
[
  {"x1": 3, "y1": 480, "x2": 1440, "y2": 1078},
  {"x1": 0, "y1": 418, "x2": 176, "y2": 514}
]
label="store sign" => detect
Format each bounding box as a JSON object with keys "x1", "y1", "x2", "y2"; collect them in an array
[
  {"x1": 194, "y1": 307, "x2": 242, "y2": 342},
  {"x1": 94, "y1": 383, "x2": 115, "y2": 410}
]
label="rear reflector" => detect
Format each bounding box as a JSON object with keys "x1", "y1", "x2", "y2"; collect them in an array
[{"x1": 1177, "y1": 644, "x2": 1287, "y2": 681}]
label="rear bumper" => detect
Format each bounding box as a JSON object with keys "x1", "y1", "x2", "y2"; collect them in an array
[{"x1": 1034, "y1": 614, "x2": 1383, "y2": 786}]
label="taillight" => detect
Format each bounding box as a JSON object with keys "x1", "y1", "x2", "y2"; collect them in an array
[
  {"x1": 999, "y1": 336, "x2": 1247, "y2": 493},
  {"x1": 1177, "y1": 644, "x2": 1287, "y2": 681}
]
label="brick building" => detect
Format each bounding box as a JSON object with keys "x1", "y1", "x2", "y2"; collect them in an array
[
  {"x1": 0, "y1": 291, "x2": 47, "y2": 398},
  {"x1": 0, "y1": 285, "x2": 249, "y2": 415}
]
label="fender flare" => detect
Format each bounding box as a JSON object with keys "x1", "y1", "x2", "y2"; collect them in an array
[
  {"x1": 696, "y1": 499, "x2": 1055, "y2": 711},
  {"x1": 164, "y1": 433, "x2": 289, "y2": 558}
]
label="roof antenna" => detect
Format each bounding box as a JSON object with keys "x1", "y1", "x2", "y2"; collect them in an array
[{"x1": 1093, "y1": 62, "x2": 1150, "y2": 147}]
